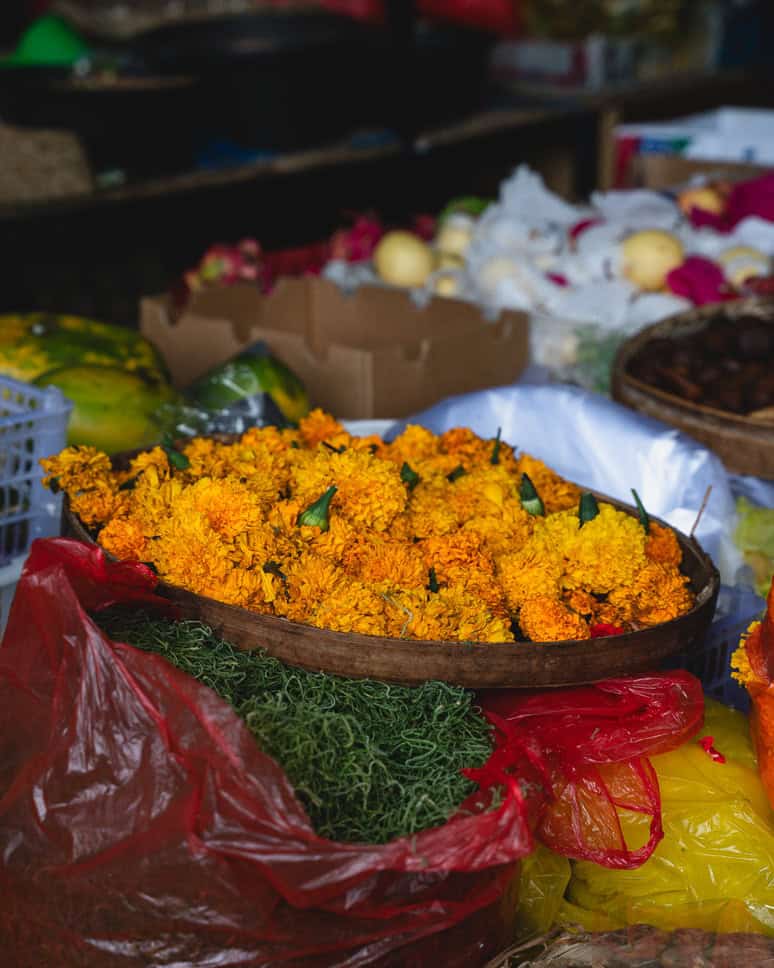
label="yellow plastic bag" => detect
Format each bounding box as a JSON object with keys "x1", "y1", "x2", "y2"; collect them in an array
[{"x1": 562, "y1": 700, "x2": 774, "y2": 936}]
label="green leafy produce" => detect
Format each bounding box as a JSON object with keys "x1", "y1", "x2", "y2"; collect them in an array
[
  {"x1": 97, "y1": 610, "x2": 493, "y2": 844},
  {"x1": 735, "y1": 498, "x2": 774, "y2": 598}
]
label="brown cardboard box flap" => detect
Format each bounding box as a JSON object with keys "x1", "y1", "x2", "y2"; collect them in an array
[{"x1": 140, "y1": 277, "x2": 529, "y2": 419}]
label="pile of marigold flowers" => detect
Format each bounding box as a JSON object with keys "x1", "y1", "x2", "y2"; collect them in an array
[{"x1": 41, "y1": 410, "x2": 695, "y2": 643}]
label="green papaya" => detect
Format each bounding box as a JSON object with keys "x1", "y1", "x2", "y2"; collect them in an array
[
  {"x1": 34, "y1": 364, "x2": 180, "y2": 454},
  {"x1": 186, "y1": 342, "x2": 309, "y2": 425},
  {"x1": 0, "y1": 313, "x2": 168, "y2": 384}
]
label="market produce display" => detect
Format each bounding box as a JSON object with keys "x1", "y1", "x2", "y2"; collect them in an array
[{"x1": 43, "y1": 409, "x2": 697, "y2": 645}]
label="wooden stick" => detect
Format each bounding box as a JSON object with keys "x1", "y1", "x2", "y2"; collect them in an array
[{"x1": 690, "y1": 485, "x2": 712, "y2": 539}]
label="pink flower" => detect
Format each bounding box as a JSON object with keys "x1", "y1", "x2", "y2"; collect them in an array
[
  {"x1": 689, "y1": 173, "x2": 774, "y2": 232},
  {"x1": 666, "y1": 256, "x2": 738, "y2": 306}
]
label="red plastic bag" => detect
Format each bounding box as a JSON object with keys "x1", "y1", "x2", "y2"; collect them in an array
[
  {"x1": 479, "y1": 674, "x2": 705, "y2": 869},
  {"x1": 0, "y1": 539, "x2": 537, "y2": 967}
]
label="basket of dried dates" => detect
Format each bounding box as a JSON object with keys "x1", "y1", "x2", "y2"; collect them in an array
[{"x1": 612, "y1": 297, "x2": 774, "y2": 478}]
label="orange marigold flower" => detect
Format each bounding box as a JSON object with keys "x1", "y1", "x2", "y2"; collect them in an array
[
  {"x1": 387, "y1": 586, "x2": 513, "y2": 643},
  {"x1": 68, "y1": 485, "x2": 123, "y2": 527},
  {"x1": 439, "y1": 426, "x2": 516, "y2": 471},
  {"x1": 382, "y1": 424, "x2": 441, "y2": 466},
  {"x1": 297, "y1": 408, "x2": 346, "y2": 447},
  {"x1": 519, "y1": 596, "x2": 590, "y2": 642},
  {"x1": 311, "y1": 578, "x2": 388, "y2": 636},
  {"x1": 645, "y1": 521, "x2": 683, "y2": 567},
  {"x1": 128, "y1": 447, "x2": 171, "y2": 483},
  {"x1": 40, "y1": 445, "x2": 114, "y2": 494},
  {"x1": 406, "y1": 480, "x2": 459, "y2": 538},
  {"x1": 343, "y1": 536, "x2": 426, "y2": 590},
  {"x1": 178, "y1": 478, "x2": 268, "y2": 541},
  {"x1": 275, "y1": 554, "x2": 343, "y2": 624},
  {"x1": 98, "y1": 517, "x2": 149, "y2": 562},
  {"x1": 608, "y1": 562, "x2": 693, "y2": 627},
  {"x1": 464, "y1": 503, "x2": 534, "y2": 559},
  {"x1": 515, "y1": 454, "x2": 580, "y2": 513}
]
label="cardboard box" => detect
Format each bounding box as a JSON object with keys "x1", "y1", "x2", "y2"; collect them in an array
[
  {"x1": 140, "y1": 277, "x2": 529, "y2": 420},
  {"x1": 637, "y1": 153, "x2": 770, "y2": 191}
]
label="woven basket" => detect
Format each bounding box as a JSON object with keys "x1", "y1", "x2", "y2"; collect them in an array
[
  {"x1": 0, "y1": 123, "x2": 93, "y2": 206},
  {"x1": 612, "y1": 297, "x2": 774, "y2": 479}
]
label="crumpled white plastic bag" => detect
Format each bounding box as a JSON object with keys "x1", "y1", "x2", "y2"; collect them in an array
[{"x1": 390, "y1": 383, "x2": 741, "y2": 582}]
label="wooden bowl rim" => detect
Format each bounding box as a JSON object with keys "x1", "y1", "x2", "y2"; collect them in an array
[{"x1": 64, "y1": 483, "x2": 720, "y2": 659}]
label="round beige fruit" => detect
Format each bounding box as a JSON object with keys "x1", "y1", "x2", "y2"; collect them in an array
[
  {"x1": 717, "y1": 246, "x2": 771, "y2": 287},
  {"x1": 433, "y1": 273, "x2": 461, "y2": 298},
  {"x1": 373, "y1": 231, "x2": 435, "y2": 288},
  {"x1": 677, "y1": 185, "x2": 726, "y2": 217},
  {"x1": 435, "y1": 214, "x2": 475, "y2": 259},
  {"x1": 621, "y1": 230, "x2": 684, "y2": 291}
]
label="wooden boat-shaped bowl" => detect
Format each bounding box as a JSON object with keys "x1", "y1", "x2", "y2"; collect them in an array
[
  {"x1": 65, "y1": 485, "x2": 719, "y2": 689},
  {"x1": 612, "y1": 297, "x2": 774, "y2": 480}
]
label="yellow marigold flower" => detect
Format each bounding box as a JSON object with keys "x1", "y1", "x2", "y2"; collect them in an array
[
  {"x1": 383, "y1": 424, "x2": 441, "y2": 466},
  {"x1": 275, "y1": 554, "x2": 343, "y2": 624},
  {"x1": 464, "y1": 502, "x2": 534, "y2": 559},
  {"x1": 176, "y1": 478, "x2": 268, "y2": 541},
  {"x1": 291, "y1": 449, "x2": 406, "y2": 533},
  {"x1": 312, "y1": 578, "x2": 388, "y2": 637},
  {"x1": 206, "y1": 566, "x2": 280, "y2": 611},
  {"x1": 68, "y1": 485, "x2": 124, "y2": 527},
  {"x1": 419, "y1": 531, "x2": 489, "y2": 573},
  {"x1": 564, "y1": 588, "x2": 596, "y2": 617},
  {"x1": 128, "y1": 447, "x2": 171, "y2": 483},
  {"x1": 608, "y1": 562, "x2": 693, "y2": 627},
  {"x1": 230, "y1": 523, "x2": 297, "y2": 571},
  {"x1": 387, "y1": 586, "x2": 513, "y2": 643},
  {"x1": 98, "y1": 517, "x2": 149, "y2": 562},
  {"x1": 298, "y1": 408, "x2": 346, "y2": 447},
  {"x1": 440, "y1": 426, "x2": 516, "y2": 470},
  {"x1": 153, "y1": 512, "x2": 232, "y2": 596},
  {"x1": 560, "y1": 504, "x2": 647, "y2": 595},
  {"x1": 343, "y1": 536, "x2": 426, "y2": 590},
  {"x1": 593, "y1": 601, "x2": 628, "y2": 629},
  {"x1": 40, "y1": 445, "x2": 114, "y2": 493},
  {"x1": 444, "y1": 465, "x2": 520, "y2": 524},
  {"x1": 306, "y1": 516, "x2": 363, "y2": 563},
  {"x1": 405, "y1": 480, "x2": 459, "y2": 538},
  {"x1": 731, "y1": 623, "x2": 760, "y2": 686},
  {"x1": 127, "y1": 478, "x2": 185, "y2": 537},
  {"x1": 515, "y1": 454, "x2": 580, "y2": 513},
  {"x1": 239, "y1": 425, "x2": 300, "y2": 454},
  {"x1": 519, "y1": 595, "x2": 590, "y2": 642},
  {"x1": 496, "y1": 540, "x2": 564, "y2": 613},
  {"x1": 645, "y1": 521, "x2": 683, "y2": 567}
]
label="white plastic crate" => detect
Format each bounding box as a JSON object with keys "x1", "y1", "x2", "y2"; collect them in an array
[{"x1": 0, "y1": 375, "x2": 72, "y2": 564}]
